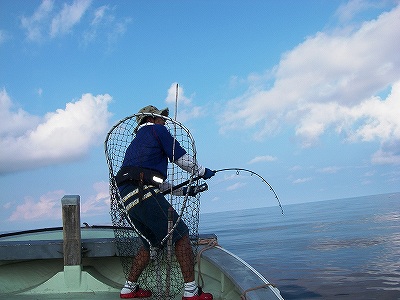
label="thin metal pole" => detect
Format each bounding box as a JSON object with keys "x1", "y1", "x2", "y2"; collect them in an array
[
  {"x1": 165, "y1": 83, "x2": 179, "y2": 298},
  {"x1": 166, "y1": 206, "x2": 174, "y2": 298}
]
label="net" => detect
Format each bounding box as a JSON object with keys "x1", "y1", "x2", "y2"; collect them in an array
[{"x1": 104, "y1": 113, "x2": 202, "y2": 299}]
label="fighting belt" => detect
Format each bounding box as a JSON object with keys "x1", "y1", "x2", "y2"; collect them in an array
[
  {"x1": 115, "y1": 166, "x2": 165, "y2": 187},
  {"x1": 115, "y1": 166, "x2": 165, "y2": 203}
]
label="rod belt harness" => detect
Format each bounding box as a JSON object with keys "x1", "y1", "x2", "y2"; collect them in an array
[{"x1": 115, "y1": 166, "x2": 165, "y2": 202}]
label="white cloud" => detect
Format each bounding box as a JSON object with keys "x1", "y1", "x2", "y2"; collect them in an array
[
  {"x1": 21, "y1": 0, "x2": 54, "y2": 41},
  {"x1": 166, "y1": 82, "x2": 192, "y2": 106},
  {"x1": 7, "y1": 181, "x2": 110, "y2": 223},
  {"x1": 165, "y1": 82, "x2": 204, "y2": 123},
  {"x1": 293, "y1": 177, "x2": 312, "y2": 184},
  {"x1": 20, "y1": 0, "x2": 129, "y2": 48},
  {"x1": 335, "y1": 0, "x2": 382, "y2": 23},
  {"x1": 318, "y1": 166, "x2": 342, "y2": 174},
  {"x1": 82, "y1": 5, "x2": 109, "y2": 44},
  {"x1": 92, "y1": 5, "x2": 108, "y2": 26},
  {"x1": 2, "y1": 201, "x2": 12, "y2": 209},
  {"x1": 50, "y1": 0, "x2": 92, "y2": 38},
  {"x1": 363, "y1": 170, "x2": 375, "y2": 177},
  {"x1": 82, "y1": 4, "x2": 131, "y2": 50},
  {"x1": 248, "y1": 155, "x2": 277, "y2": 164},
  {"x1": 226, "y1": 182, "x2": 246, "y2": 191},
  {"x1": 0, "y1": 90, "x2": 112, "y2": 174},
  {"x1": 21, "y1": 0, "x2": 90, "y2": 41},
  {"x1": 220, "y1": 4, "x2": 400, "y2": 164},
  {"x1": 0, "y1": 88, "x2": 41, "y2": 137},
  {"x1": 371, "y1": 141, "x2": 400, "y2": 165},
  {"x1": 9, "y1": 190, "x2": 64, "y2": 221},
  {"x1": 335, "y1": 0, "x2": 364, "y2": 22},
  {"x1": 290, "y1": 165, "x2": 303, "y2": 171},
  {"x1": 105, "y1": 17, "x2": 131, "y2": 52},
  {"x1": 80, "y1": 181, "x2": 110, "y2": 216},
  {"x1": 211, "y1": 196, "x2": 220, "y2": 202}
]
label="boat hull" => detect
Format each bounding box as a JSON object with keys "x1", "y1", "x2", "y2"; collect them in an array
[{"x1": 0, "y1": 227, "x2": 283, "y2": 300}]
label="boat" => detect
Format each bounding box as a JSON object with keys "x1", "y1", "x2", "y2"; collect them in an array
[{"x1": 0, "y1": 195, "x2": 284, "y2": 300}]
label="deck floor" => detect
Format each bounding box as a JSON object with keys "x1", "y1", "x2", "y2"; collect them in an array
[{"x1": 5, "y1": 292, "x2": 219, "y2": 300}]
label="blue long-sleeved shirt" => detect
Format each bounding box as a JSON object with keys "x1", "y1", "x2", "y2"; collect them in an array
[{"x1": 121, "y1": 123, "x2": 186, "y2": 179}]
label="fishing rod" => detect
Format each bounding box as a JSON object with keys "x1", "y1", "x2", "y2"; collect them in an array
[
  {"x1": 164, "y1": 168, "x2": 284, "y2": 214},
  {"x1": 215, "y1": 168, "x2": 284, "y2": 215},
  {"x1": 162, "y1": 175, "x2": 203, "y2": 195}
]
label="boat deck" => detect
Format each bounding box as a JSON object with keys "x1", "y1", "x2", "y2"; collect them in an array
[
  {"x1": 3, "y1": 292, "x2": 120, "y2": 300},
  {"x1": 0, "y1": 227, "x2": 283, "y2": 300}
]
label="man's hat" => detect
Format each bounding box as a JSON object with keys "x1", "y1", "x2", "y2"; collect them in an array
[{"x1": 136, "y1": 105, "x2": 169, "y2": 125}]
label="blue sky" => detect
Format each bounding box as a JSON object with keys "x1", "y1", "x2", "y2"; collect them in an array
[{"x1": 1, "y1": 0, "x2": 400, "y2": 232}]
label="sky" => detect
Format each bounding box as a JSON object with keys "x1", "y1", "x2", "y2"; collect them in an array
[{"x1": 1, "y1": 0, "x2": 400, "y2": 232}]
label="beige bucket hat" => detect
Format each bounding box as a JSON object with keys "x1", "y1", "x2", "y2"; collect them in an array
[{"x1": 135, "y1": 105, "x2": 169, "y2": 127}]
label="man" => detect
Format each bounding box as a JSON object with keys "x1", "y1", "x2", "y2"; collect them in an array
[{"x1": 116, "y1": 105, "x2": 215, "y2": 299}]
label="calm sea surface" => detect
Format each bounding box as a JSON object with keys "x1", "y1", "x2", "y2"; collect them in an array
[{"x1": 199, "y1": 192, "x2": 400, "y2": 300}]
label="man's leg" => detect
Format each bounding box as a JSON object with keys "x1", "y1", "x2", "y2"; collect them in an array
[
  {"x1": 174, "y1": 234, "x2": 195, "y2": 282},
  {"x1": 128, "y1": 246, "x2": 150, "y2": 282},
  {"x1": 120, "y1": 246, "x2": 152, "y2": 298},
  {"x1": 175, "y1": 234, "x2": 213, "y2": 299}
]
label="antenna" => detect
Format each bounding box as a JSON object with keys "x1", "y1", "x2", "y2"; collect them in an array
[
  {"x1": 174, "y1": 83, "x2": 178, "y2": 121},
  {"x1": 167, "y1": 83, "x2": 179, "y2": 297}
]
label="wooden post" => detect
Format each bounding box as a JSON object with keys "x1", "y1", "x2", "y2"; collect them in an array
[{"x1": 61, "y1": 195, "x2": 81, "y2": 266}]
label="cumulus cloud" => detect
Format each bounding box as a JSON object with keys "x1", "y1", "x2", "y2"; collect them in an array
[
  {"x1": 220, "y1": 4, "x2": 400, "y2": 164},
  {"x1": 166, "y1": 82, "x2": 193, "y2": 106},
  {"x1": 0, "y1": 90, "x2": 112, "y2": 174},
  {"x1": 80, "y1": 181, "x2": 110, "y2": 216},
  {"x1": 7, "y1": 181, "x2": 110, "y2": 222},
  {"x1": 9, "y1": 190, "x2": 64, "y2": 221},
  {"x1": 335, "y1": 0, "x2": 390, "y2": 23},
  {"x1": 165, "y1": 82, "x2": 204, "y2": 123},
  {"x1": 371, "y1": 141, "x2": 400, "y2": 165},
  {"x1": 0, "y1": 88, "x2": 41, "y2": 137}
]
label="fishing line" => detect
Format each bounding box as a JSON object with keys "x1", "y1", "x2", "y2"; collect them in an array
[{"x1": 214, "y1": 168, "x2": 284, "y2": 214}]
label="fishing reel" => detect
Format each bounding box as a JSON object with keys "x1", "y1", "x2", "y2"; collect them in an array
[{"x1": 183, "y1": 183, "x2": 208, "y2": 197}]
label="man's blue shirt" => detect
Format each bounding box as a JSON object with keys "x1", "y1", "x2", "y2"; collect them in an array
[{"x1": 121, "y1": 123, "x2": 186, "y2": 178}]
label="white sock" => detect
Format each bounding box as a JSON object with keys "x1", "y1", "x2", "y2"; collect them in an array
[
  {"x1": 184, "y1": 281, "x2": 198, "y2": 297},
  {"x1": 121, "y1": 280, "x2": 137, "y2": 294}
]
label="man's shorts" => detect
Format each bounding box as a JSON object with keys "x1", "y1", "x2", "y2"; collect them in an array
[{"x1": 119, "y1": 183, "x2": 189, "y2": 249}]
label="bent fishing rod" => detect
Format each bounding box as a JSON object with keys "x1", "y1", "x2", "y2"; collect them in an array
[{"x1": 164, "y1": 167, "x2": 284, "y2": 215}]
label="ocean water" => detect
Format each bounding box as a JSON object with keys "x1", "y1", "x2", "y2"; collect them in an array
[{"x1": 199, "y1": 192, "x2": 400, "y2": 300}]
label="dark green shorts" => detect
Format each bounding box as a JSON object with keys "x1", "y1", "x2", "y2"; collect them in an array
[{"x1": 119, "y1": 183, "x2": 189, "y2": 249}]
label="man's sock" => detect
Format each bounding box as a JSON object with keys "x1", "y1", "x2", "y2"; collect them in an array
[
  {"x1": 121, "y1": 280, "x2": 138, "y2": 294},
  {"x1": 183, "y1": 281, "x2": 198, "y2": 297}
]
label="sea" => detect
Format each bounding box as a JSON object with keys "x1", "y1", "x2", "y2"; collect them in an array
[{"x1": 199, "y1": 192, "x2": 400, "y2": 300}]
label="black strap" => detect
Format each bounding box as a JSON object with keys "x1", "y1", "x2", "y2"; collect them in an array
[
  {"x1": 115, "y1": 166, "x2": 165, "y2": 187},
  {"x1": 138, "y1": 172, "x2": 144, "y2": 202}
]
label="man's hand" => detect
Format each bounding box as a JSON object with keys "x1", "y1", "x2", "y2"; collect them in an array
[{"x1": 202, "y1": 168, "x2": 215, "y2": 180}]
